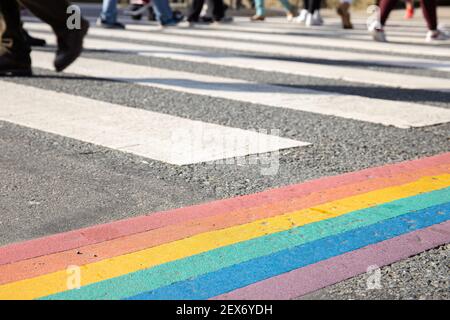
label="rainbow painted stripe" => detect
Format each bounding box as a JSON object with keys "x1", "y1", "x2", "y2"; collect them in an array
[{"x1": 0, "y1": 153, "x2": 449, "y2": 300}]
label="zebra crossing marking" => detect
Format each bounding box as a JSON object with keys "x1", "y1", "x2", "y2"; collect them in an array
[
  {"x1": 29, "y1": 31, "x2": 450, "y2": 92},
  {"x1": 25, "y1": 23, "x2": 450, "y2": 72},
  {"x1": 30, "y1": 50, "x2": 450, "y2": 128},
  {"x1": 146, "y1": 25, "x2": 450, "y2": 55},
  {"x1": 0, "y1": 81, "x2": 307, "y2": 165}
]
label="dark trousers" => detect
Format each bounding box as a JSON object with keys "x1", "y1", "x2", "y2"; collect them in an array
[
  {"x1": 306, "y1": 0, "x2": 321, "y2": 14},
  {"x1": 0, "y1": 0, "x2": 71, "y2": 56},
  {"x1": 379, "y1": 0, "x2": 437, "y2": 30},
  {"x1": 187, "y1": 0, "x2": 225, "y2": 22},
  {"x1": 0, "y1": 0, "x2": 29, "y2": 58}
]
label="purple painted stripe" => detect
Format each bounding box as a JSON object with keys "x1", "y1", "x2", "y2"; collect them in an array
[{"x1": 212, "y1": 220, "x2": 450, "y2": 300}]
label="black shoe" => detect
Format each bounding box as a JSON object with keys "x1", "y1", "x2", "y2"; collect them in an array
[
  {"x1": 54, "y1": 19, "x2": 90, "y2": 72},
  {"x1": 172, "y1": 10, "x2": 184, "y2": 21},
  {"x1": 0, "y1": 52, "x2": 32, "y2": 77},
  {"x1": 188, "y1": 16, "x2": 213, "y2": 24},
  {"x1": 214, "y1": 16, "x2": 233, "y2": 24},
  {"x1": 199, "y1": 16, "x2": 214, "y2": 23},
  {"x1": 24, "y1": 30, "x2": 47, "y2": 47},
  {"x1": 160, "y1": 12, "x2": 185, "y2": 27},
  {"x1": 96, "y1": 18, "x2": 126, "y2": 30}
]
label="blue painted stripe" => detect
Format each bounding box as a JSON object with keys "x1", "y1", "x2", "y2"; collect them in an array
[{"x1": 127, "y1": 202, "x2": 449, "y2": 300}]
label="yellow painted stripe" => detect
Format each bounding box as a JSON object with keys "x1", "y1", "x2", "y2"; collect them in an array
[{"x1": 1, "y1": 174, "x2": 449, "y2": 300}]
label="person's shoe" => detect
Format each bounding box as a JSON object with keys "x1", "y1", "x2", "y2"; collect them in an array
[
  {"x1": 54, "y1": 18, "x2": 89, "y2": 72},
  {"x1": 305, "y1": 13, "x2": 322, "y2": 27},
  {"x1": 24, "y1": 30, "x2": 47, "y2": 47},
  {"x1": 187, "y1": 20, "x2": 207, "y2": 27},
  {"x1": 0, "y1": 51, "x2": 32, "y2": 77},
  {"x1": 250, "y1": 15, "x2": 265, "y2": 21},
  {"x1": 425, "y1": 29, "x2": 450, "y2": 42},
  {"x1": 371, "y1": 28, "x2": 387, "y2": 42},
  {"x1": 294, "y1": 9, "x2": 308, "y2": 24},
  {"x1": 187, "y1": 15, "x2": 213, "y2": 26},
  {"x1": 161, "y1": 14, "x2": 185, "y2": 27},
  {"x1": 337, "y1": 2, "x2": 353, "y2": 29},
  {"x1": 96, "y1": 18, "x2": 125, "y2": 29},
  {"x1": 173, "y1": 10, "x2": 184, "y2": 22},
  {"x1": 214, "y1": 16, "x2": 233, "y2": 24},
  {"x1": 160, "y1": 19, "x2": 178, "y2": 27},
  {"x1": 199, "y1": 16, "x2": 214, "y2": 23},
  {"x1": 368, "y1": 20, "x2": 387, "y2": 42},
  {"x1": 313, "y1": 10, "x2": 323, "y2": 25},
  {"x1": 404, "y1": 5, "x2": 414, "y2": 19}
]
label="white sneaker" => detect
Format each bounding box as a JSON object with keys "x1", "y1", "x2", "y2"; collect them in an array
[
  {"x1": 305, "y1": 13, "x2": 323, "y2": 27},
  {"x1": 294, "y1": 9, "x2": 308, "y2": 24},
  {"x1": 372, "y1": 29, "x2": 387, "y2": 42},
  {"x1": 313, "y1": 10, "x2": 323, "y2": 25},
  {"x1": 368, "y1": 20, "x2": 387, "y2": 42},
  {"x1": 426, "y1": 30, "x2": 450, "y2": 42}
]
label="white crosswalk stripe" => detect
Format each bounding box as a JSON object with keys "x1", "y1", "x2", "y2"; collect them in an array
[
  {"x1": 30, "y1": 50, "x2": 450, "y2": 128},
  {"x1": 29, "y1": 31, "x2": 450, "y2": 92},
  {"x1": 188, "y1": 23, "x2": 430, "y2": 39},
  {"x1": 0, "y1": 81, "x2": 307, "y2": 165},
  {"x1": 126, "y1": 23, "x2": 450, "y2": 56}
]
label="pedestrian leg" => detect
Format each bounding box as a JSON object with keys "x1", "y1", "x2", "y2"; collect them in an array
[
  {"x1": 337, "y1": 0, "x2": 353, "y2": 29},
  {"x1": 211, "y1": 0, "x2": 225, "y2": 21},
  {"x1": 1, "y1": 0, "x2": 89, "y2": 74},
  {"x1": 97, "y1": 0, "x2": 125, "y2": 28},
  {"x1": 188, "y1": 0, "x2": 205, "y2": 22}
]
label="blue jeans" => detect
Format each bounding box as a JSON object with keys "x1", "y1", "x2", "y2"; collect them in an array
[
  {"x1": 255, "y1": 0, "x2": 292, "y2": 16},
  {"x1": 99, "y1": 0, "x2": 118, "y2": 24},
  {"x1": 152, "y1": 0, "x2": 174, "y2": 24},
  {"x1": 100, "y1": 0, "x2": 173, "y2": 25}
]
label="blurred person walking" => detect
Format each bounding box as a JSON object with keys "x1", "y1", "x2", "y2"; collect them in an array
[
  {"x1": 100, "y1": 0, "x2": 182, "y2": 27},
  {"x1": 337, "y1": 0, "x2": 353, "y2": 29},
  {"x1": 0, "y1": 0, "x2": 89, "y2": 76},
  {"x1": 188, "y1": 0, "x2": 231, "y2": 24},
  {"x1": 97, "y1": 0, "x2": 126, "y2": 29},
  {"x1": 17, "y1": 4, "x2": 47, "y2": 46},
  {"x1": 250, "y1": 0, "x2": 297, "y2": 21},
  {"x1": 404, "y1": 0, "x2": 414, "y2": 19},
  {"x1": 151, "y1": 0, "x2": 184, "y2": 26},
  {"x1": 369, "y1": 0, "x2": 449, "y2": 42},
  {"x1": 294, "y1": 0, "x2": 322, "y2": 26}
]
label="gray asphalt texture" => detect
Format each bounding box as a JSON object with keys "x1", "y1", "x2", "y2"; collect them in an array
[
  {"x1": 1, "y1": 7, "x2": 449, "y2": 299},
  {"x1": 298, "y1": 244, "x2": 450, "y2": 300}
]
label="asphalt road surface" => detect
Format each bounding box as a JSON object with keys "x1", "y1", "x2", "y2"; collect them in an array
[{"x1": 0, "y1": 5, "x2": 449, "y2": 300}]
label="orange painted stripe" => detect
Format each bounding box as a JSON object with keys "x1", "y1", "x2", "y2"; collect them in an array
[{"x1": 0, "y1": 162, "x2": 448, "y2": 285}]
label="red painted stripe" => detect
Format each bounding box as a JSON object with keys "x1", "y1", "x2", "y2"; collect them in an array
[
  {"x1": 212, "y1": 220, "x2": 450, "y2": 300},
  {"x1": 1, "y1": 152, "x2": 449, "y2": 265}
]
